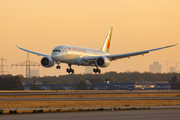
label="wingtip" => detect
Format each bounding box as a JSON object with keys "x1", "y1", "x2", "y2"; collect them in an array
[
  {"x1": 166, "y1": 43, "x2": 178, "y2": 48},
  {"x1": 172, "y1": 43, "x2": 178, "y2": 46}
]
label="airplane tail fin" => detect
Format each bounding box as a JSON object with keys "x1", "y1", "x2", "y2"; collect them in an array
[{"x1": 101, "y1": 27, "x2": 113, "y2": 53}]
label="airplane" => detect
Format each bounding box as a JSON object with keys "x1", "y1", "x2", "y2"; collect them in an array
[{"x1": 17, "y1": 27, "x2": 177, "y2": 74}]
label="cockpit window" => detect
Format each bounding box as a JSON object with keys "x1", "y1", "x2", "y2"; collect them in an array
[{"x1": 53, "y1": 50, "x2": 61, "y2": 52}]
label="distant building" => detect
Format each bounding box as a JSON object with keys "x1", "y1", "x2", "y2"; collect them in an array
[
  {"x1": 24, "y1": 84, "x2": 76, "y2": 90},
  {"x1": 149, "y1": 62, "x2": 162, "y2": 73},
  {"x1": 155, "y1": 81, "x2": 169, "y2": 83},
  {"x1": 30, "y1": 69, "x2": 39, "y2": 77},
  {"x1": 134, "y1": 82, "x2": 170, "y2": 90},
  {"x1": 23, "y1": 82, "x2": 171, "y2": 90},
  {"x1": 21, "y1": 80, "x2": 43, "y2": 85},
  {"x1": 112, "y1": 82, "x2": 135, "y2": 90},
  {"x1": 104, "y1": 79, "x2": 114, "y2": 84},
  {"x1": 134, "y1": 82, "x2": 156, "y2": 90},
  {"x1": 169, "y1": 66, "x2": 176, "y2": 73},
  {"x1": 21, "y1": 81, "x2": 29, "y2": 85}
]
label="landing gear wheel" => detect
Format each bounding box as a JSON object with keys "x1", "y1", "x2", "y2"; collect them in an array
[
  {"x1": 66, "y1": 68, "x2": 70, "y2": 73},
  {"x1": 71, "y1": 69, "x2": 74, "y2": 74},
  {"x1": 93, "y1": 68, "x2": 97, "y2": 73},
  {"x1": 98, "y1": 69, "x2": 101, "y2": 73},
  {"x1": 66, "y1": 68, "x2": 74, "y2": 73},
  {"x1": 93, "y1": 68, "x2": 101, "y2": 74},
  {"x1": 56, "y1": 66, "x2": 61, "y2": 69}
]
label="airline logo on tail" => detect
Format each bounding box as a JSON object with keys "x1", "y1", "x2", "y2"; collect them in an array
[{"x1": 106, "y1": 39, "x2": 110, "y2": 49}]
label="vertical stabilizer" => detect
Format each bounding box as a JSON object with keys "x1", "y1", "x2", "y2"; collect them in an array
[{"x1": 101, "y1": 27, "x2": 113, "y2": 53}]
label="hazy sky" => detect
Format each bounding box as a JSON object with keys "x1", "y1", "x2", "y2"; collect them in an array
[{"x1": 0, "y1": 0, "x2": 179, "y2": 77}]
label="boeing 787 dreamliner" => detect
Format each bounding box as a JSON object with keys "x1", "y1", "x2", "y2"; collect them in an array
[{"x1": 17, "y1": 27, "x2": 177, "y2": 73}]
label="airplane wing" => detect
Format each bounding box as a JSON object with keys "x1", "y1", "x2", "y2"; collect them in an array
[
  {"x1": 83, "y1": 44, "x2": 177, "y2": 62},
  {"x1": 16, "y1": 45, "x2": 50, "y2": 57}
]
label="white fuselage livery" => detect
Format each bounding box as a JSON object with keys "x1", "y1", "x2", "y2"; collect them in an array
[
  {"x1": 51, "y1": 45, "x2": 109, "y2": 66},
  {"x1": 17, "y1": 27, "x2": 177, "y2": 73}
]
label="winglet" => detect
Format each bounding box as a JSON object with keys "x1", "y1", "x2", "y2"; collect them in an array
[{"x1": 101, "y1": 27, "x2": 113, "y2": 53}]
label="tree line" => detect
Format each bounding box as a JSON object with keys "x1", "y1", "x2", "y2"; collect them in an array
[
  {"x1": 0, "y1": 75, "x2": 24, "y2": 90},
  {"x1": 27, "y1": 71, "x2": 180, "y2": 84},
  {"x1": 0, "y1": 72, "x2": 179, "y2": 90}
]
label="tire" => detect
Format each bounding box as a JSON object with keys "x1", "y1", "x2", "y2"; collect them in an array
[
  {"x1": 66, "y1": 68, "x2": 70, "y2": 73},
  {"x1": 71, "y1": 69, "x2": 74, "y2": 73}
]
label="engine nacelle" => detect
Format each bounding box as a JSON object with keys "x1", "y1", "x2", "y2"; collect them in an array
[
  {"x1": 95, "y1": 56, "x2": 110, "y2": 67},
  {"x1": 41, "y1": 57, "x2": 54, "y2": 68}
]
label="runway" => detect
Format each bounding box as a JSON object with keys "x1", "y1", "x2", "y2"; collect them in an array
[
  {"x1": 1, "y1": 97, "x2": 180, "y2": 101},
  {"x1": 1, "y1": 106, "x2": 180, "y2": 120},
  {"x1": 1, "y1": 90, "x2": 180, "y2": 95}
]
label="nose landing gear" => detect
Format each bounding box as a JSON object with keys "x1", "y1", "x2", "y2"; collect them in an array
[
  {"x1": 66, "y1": 64, "x2": 74, "y2": 73},
  {"x1": 56, "y1": 66, "x2": 61, "y2": 69},
  {"x1": 56, "y1": 62, "x2": 61, "y2": 69}
]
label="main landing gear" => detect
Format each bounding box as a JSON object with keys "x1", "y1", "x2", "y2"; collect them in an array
[
  {"x1": 56, "y1": 62, "x2": 61, "y2": 69},
  {"x1": 66, "y1": 64, "x2": 74, "y2": 73},
  {"x1": 93, "y1": 67, "x2": 101, "y2": 73}
]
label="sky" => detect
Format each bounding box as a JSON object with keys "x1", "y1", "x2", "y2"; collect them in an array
[{"x1": 0, "y1": 0, "x2": 180, "y2": 77}]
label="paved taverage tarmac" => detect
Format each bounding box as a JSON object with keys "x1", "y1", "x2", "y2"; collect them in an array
[{"x1": 1, "y1": 106, "x2": 180, "y2": 120}]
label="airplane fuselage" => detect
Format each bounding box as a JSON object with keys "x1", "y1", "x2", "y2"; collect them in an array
[{"x1": 51, "y1": 45, "x2": 110, "y2": 66}]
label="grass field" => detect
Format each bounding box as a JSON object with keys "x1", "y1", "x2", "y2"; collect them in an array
[{"x1": 0, "y1": 100, "x2": 180, "y2": 108}]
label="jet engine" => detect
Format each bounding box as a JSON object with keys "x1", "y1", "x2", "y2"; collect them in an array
[
  {"x1": 95, "y1": 56, "x2": 110, "y2": 67},
  {"x1": 41, "y1": 56, "x2": 54, "y2": 67}
]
